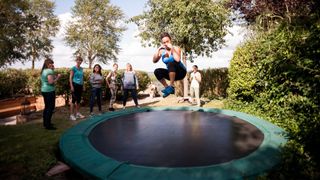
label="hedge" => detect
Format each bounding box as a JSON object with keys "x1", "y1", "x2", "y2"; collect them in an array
[
  {"x1": 227, "y1": 18, "x2": 320, "y2": 179},
  {"x1": 0, "y1": 68, "x2": 151, "y2": 105}
]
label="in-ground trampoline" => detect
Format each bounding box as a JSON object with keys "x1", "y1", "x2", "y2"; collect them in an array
[{"x1": 60, "y1": 107, "x2": 287, "y2": 179}]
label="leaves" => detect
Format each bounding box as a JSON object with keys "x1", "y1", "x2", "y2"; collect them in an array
[
  {"x1": 227, "y1": 14, "x2": 320, "y2": 178},
  {"x1": 0, "y1": 0, "x2": 59, "y2": 68},
  {"x1": 0, "y1": 0, "x2": 35, "y2": 67},
  {"x1": 130, "y1": 0, "x2": 231, "y2": 57},
  {"x1": 24, "y1": 0, "x2": 60, "y2": 69},
  {"x1": 228, "y1": 0, "x2": 319, "y2": 29},
  {"x1": 65, "y1": 0, "x2": 126, "y2": 68}
]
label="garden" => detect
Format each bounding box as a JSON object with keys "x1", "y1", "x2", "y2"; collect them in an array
[{"x1": 1, "y1": 0, "x2": 319, "y2": 179}]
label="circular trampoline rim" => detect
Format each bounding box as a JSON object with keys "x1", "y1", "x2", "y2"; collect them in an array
[{"x1": 59, "y1": 106, "x2": 287, "y2": 180}]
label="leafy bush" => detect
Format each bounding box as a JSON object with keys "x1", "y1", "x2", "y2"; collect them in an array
[
  {"x1": 25, "y1": 69, "x2": 41, "y2": 96},
  {"x1": 227, "y1": 18, "x2": 320, "y2": 179},
  {"x1": 168, "y1": 68, "x2": 229, "y2": 99},
  {"x1": 200, "y1": 68, "x2": 229, "y2": 99},
  {"x1": 0, "y1": 69, "x2": 29, "y2": 99},
  {"x1": 0, "y1": 67, "x2": 151, "y2": 105},
  {"x1": 136, "y1": 70, "x2": 151, "y2": 91}
]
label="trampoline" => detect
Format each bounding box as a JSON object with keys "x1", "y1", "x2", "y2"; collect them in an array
[{"x1": 60, "y1": 107, "x2": 287, "y2": 179}]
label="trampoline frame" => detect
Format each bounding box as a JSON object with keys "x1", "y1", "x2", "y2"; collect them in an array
[{"x1": 60, "y1": 107, "x2": 287, "y2": 180}]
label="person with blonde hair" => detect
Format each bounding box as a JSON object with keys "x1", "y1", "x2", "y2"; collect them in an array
[
  {"x1": 69, "y1": 56, "x2": 85, "y2": 120},
  {"x1": 40, "y1": 58, "x2": 61, "y2": 130},
  {"x1": 122, "y1": 63, "x2": 139, "y2": 109}
]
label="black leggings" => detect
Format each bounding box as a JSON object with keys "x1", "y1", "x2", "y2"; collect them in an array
[
  {"x1": 42, "y1": 91, "x2": 55, "y2": 128},
  {"x1": 123, "y1": 89, "x2": 138, "y2": 106},
  {"x1": 72, "y1": 82, "x2": 83, "y2": 104},
  {"x1": 154, "y1": 62, "x2": 186, "y2": 81}
]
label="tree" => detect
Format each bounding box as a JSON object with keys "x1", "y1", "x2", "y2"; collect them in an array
[
  {"x1": 24, "y1": 0, "x2": 59, "y2": 70},
  {"x1": 228, "y1": 0, "x2": 319, "y2": 28},
  {"x1": 65, "y1": 0, "x2": 126, "y2": 69},
  {"x1": 0, "y1": 0, "x2": 36, "y2": 67},
  {"x1": 130, "y1": 0, "x2": 231, "y2": 97}
]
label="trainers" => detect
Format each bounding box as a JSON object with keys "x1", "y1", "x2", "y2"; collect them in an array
[
  {"x1": 45, "y1": 126, "x2": 57, "y2": 130},
  {"x1": 70, "y1": 115, "x2": 77, "y2": 121},
  {"x1": 122, "y1": 106, "x2": 126, "y2": 110},
  {"x1": 76, "y1": 113, "x2": 85, "y2": 119},
  {"x1": 89, "y1": 112, "x2": 94, "y2": 117},
  {"x1": 162, "y1": 86, "x2": 175, "y2": 98},
  {"x1": 109, "y1": 107, "x2": 115, "y2": 111},
  {"x1": 136, "y1": 105, "x2": 140, "y2": 108}
]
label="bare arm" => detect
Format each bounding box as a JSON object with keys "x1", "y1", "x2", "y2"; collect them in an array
[
  {"x1": 171, "y1": 46, "x2": 181, "y2": 62},
  {"x1": 48, "y1": 73, "x2": 61, "y2": 84},
  {"x1": 195, "y1": 72, "x2": 202, "y2": 83},
  {"x1": 153, "y1": 47, "x2": 165, "y2": 63},
  {"x1": 69, "y1": 70, "x2": 74, "y2": 92},
  {"x1": 105, "y1": 72, "x2": 112, "y2": 87}
]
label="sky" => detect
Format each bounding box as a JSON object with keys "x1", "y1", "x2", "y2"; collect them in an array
[{"x1": 12, "y1": 0, "x2": 245, "y2": 72}]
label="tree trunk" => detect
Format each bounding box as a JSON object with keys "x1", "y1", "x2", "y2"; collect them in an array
[
  {"x1": 32, "y1": 60, "x2": 35, "y2": 70},
  {"x1": 89, "y1": 60, "x2": 92, "y2": 69},
  {"x1": 182, "y1": 52, "x2": 188, "y2": 98},
  {"x1": 88, "y1": 51, "x2": 94, "y2": 69},
  {"x1": 31, "y1": 50, "x2": 36, "y2": 70}
]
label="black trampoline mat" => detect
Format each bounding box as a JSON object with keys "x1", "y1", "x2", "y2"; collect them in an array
[{"x1": 88, "y1": 111, "x2": 264, "y2": 167}]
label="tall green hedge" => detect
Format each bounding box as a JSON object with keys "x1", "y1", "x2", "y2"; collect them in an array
[
  {"x1": 227, "y1": 19, "x2": 320, "y2": 178},
  {"x1": 0, "y1": 69, "x2": 29, "y2": 98},
  {"x1": 0, "y1": 68, "x2": 151, "y2": 104},
  {"x1": 200, "y1": 68, "x2": 229, "y2": 99},
  {"x1": 173, "y1": 68, "x2": 228, "y2": 99}
]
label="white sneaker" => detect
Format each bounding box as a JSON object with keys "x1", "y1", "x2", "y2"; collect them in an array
[
  {"x1": 70, "y1": 115, "x2": 77, "y2": 121},
  {"x1": 122, "y1": 106, "x2": 126, "y2": 110},
  {"x1": 76, "y1": 113, "x2": 85, "y2": 119},
  {"x1": 136, "y1": 105, "x2": 140, "y2": 108}
]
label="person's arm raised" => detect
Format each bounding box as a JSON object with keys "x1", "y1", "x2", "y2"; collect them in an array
[
  {"x1": 153, "y1": 46, "x2": 165, "y2": 63},
  {"x1": 168, "y1": 44, "x2": 181, "y2": 62}
]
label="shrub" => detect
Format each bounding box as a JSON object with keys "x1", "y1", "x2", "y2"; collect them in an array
[
  {"x1": 227, "y1": 18, "x2": 320, "y2": 178},
  {"x1": 0, "y1": 69, "x2": 28, "y2": 99},
  {"x1": 0, "y1": 67, "x2": 152, "y2": 105},
  {"x1": 200, "y1": 68, "x2": 229, "y2": 99}
]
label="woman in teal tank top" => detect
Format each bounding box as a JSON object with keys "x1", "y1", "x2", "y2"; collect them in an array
[
  {"x1": 40, "y1": 58, "x2": 61, "y2": 130},
  {"x1": 69, "y1": 56, "x2": 85, "y2": 121}
]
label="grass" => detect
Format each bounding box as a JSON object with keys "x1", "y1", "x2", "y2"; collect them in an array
[
  {"x1": 0, "y1": 105, "x2": 82, "y2": 179},
  {"x1": 0, "y1": 98, "x2": 225, "y2": 179}
]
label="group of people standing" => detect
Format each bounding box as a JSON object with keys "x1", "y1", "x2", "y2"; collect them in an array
[
  {"x1": 40, "y1": 57, "x2": 139, "y2": 130},
  {"x1": 40, "y1": 32, "x2": 201, "y2": 130}
]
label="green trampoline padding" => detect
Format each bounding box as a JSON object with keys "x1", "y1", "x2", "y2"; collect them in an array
[{"x1": 59, "y1": 107, "x2": 287, "y2": 180}]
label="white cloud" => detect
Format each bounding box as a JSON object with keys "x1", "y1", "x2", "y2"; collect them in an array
[{"x1": 51, "y1": 12, "x2": 76, "y2": 68}]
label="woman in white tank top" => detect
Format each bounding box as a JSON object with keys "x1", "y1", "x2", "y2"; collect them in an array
[{"x1": 189, "y1": 65, "x2": 202, "y2": 106}]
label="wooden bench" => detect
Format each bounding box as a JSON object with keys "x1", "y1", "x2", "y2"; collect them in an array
[{"x1": 0, "y1": 96, "x2": 37, "y2": 119}]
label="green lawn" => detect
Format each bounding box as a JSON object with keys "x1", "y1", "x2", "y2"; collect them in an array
[{"x1": 0, "y1": 105, "x2": 87, "y2": 179}]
